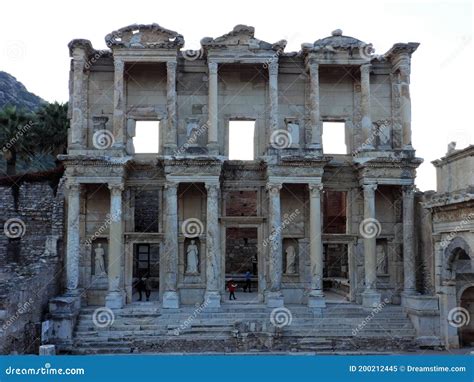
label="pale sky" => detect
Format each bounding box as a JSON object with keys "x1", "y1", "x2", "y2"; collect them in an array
[{"x1": 1, "y1": 0, "x2": 472, "y2": 190}]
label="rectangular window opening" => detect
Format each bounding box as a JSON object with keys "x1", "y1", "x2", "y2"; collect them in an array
[
  {"x1": 133, "y1": 121, "x2": 160, "y2": 153},
  {"x1": 229, "y1": 121, "x2": 255, "y2": 160},
  {"x1": 322, "y1": 121, "x2": 346, "y2": 154}
]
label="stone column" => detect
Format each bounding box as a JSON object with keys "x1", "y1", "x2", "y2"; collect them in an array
[
  {"x1": 402, "y1": 185, "x2": 416, "y2": 294},
  {"x1": 266, "y1": 182, "x2": 284, "y2": 307},
  {"x1": 361, "y1": 183, "x2": 381, "y2": 307},
  {"x1": 112, "y1": 58, "x2": 125, "y2": 149},
  {"x1": 204, "y1": 183, "x2": 221, "y2": 308},
  {"x1": 360, "y1": 64, "x2": 374, "y2": 150},
  {"x1": 105, "y1": 183, "x2": 125, "y2": 309},
  {"x1": 166, "y1": 61, "x2": 178, "y2": 150},
  {"x1": 399, "y1": 60, "x2": 413, "y2": 150},
  {"x1": 70, "y1": 57, "x2": 86, "y2": 148},
  {"x1": 163, "y1": 182, "x2": 179, "y2": 308},
  {"x1": 66, "y1": 183, "x2": 81, "y2": 294},
  {"x1": 268, "y1": 60, "x2": 279, "y2": 145},
  {"x1": 207, "y1": 61, "x2": 219, "y2": 154},
  {"x1": 308, "y1": 184, "x2": 326, "y2": 308},
  {"x1": 308, "y1": 61, "x2": 322, "y2": 150}
]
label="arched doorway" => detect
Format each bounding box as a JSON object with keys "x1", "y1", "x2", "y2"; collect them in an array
[{"x1": 459, "y1": 286, "x2": 474, "y2": 346}]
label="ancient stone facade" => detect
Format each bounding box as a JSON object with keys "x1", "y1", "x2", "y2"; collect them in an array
[
  {"x1": 423, "y1": 145, "x2": 474, "y2": 348},
  {"x1": 58, "y1": 24, "x2": 423, "y2": 313}
]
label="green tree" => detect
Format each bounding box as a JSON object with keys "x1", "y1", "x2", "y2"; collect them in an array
[
  {"x1": 0, "y1": 106, "x2": 35, "y2": 175},
  {"x1": 35, "y1": 102, "x2": 69, "y2": 157}
]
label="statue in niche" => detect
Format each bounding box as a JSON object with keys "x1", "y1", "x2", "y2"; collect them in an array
[
  {"x1": 186, "y1": 240, "x2": 199, "y2": 274},
  {"x1": 287, "y1": 122, "x2": 300, "y2": 146},
  {"x1": 94, "y1": 243, "x2": 107, "y2": 276},
  {"x1": 285, "y1": 245, "x2": 297, "y2": 274},
  {"x1": 376, "y1": 244, "x2": 388, "y2": 275}
]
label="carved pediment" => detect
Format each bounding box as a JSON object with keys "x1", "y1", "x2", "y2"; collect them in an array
[
  {"x1": 105, "y1": 24, "x2": 184, "y2": 49},
  {"x1": 201, "y1": 25, "x2": 286, "y2": 52}
]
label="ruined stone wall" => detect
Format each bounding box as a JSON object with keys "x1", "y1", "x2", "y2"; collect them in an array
[{"x1": 0, "y1": 180, "x2": 65, "y2": 354}]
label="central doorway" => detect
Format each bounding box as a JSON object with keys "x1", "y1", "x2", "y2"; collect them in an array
[
  {"x1": 224, "y1": 226, "x2": 260, "y2": 303},
  {"x1": 132, "y1": 243, "x2": 160, "y2": 302}
]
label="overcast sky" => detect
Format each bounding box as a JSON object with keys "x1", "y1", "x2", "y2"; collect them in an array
[{"x1": 0, "y1": 0, "x2": 471, "y2": 191}]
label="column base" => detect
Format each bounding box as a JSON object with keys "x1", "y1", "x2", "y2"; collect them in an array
[
  {"x1": 308, "y1": 291, "x2": 326, "y2": 308},
  {"x1": 206, "y1": 142, "x2": 219, "y2": 156},
  {"x1": 162, "y1": 291, "x2": 180, "y2": 309},
  {"x1": 266, "y1": 292, "x2": 284, "y2": 308},
  {"x1": 105, "y1": 291, "x2": 125, "y2": 309},
  {"x1": 204, "y1": 291, "x2": 221, "y2": 308},
  {"x1": 362, "y1": 289, "x2": 381, "y2": 308}
]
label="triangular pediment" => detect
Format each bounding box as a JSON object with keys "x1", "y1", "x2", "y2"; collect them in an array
[{"x1": 201, "y1": 25, "x2": 286, "y2": 52}]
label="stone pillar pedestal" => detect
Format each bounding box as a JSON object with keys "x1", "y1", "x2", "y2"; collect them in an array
[
  {"x1": 105, "y1": 183, "x2": 125, "y2": 309},
  {"x1": 361, "y1": 184, "x2": 381, "y2": 308},
  {"x1": 165, "y1": 61, "x2": 178, "y2": 151},
  {"x1": 360, "y1": 64, "x2": 374, "y2": 150},
  {"x1": 207, "y1": 62, "x2": 219, "y2": 155},
  {"x1": 204, "y1": 183, "x2": 221, "y2": 308},
  {"x1": 163, "y1": 182, "x2": 179, "y2": 308},
  {"x1": 308, "y1": 184, "x2": 326, "y2": 308},
  {"x1": 39, "y1": 345, "x2": 56, "y2": 355},
  {"x1": 66, "y1": 183, "x2": 81, "y2": 295},
  {"x1": 266, "y1": 183, "x2": 284, "y2": 308},
  {"x1": 402, "y1": 185, "x2": 416, "y2": 295},
  {"x1": 308, "y1": 61, "x2": 322, "y2": 151}
]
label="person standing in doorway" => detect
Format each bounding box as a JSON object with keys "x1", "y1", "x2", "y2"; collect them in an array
[
  {"x1": 144, "y1": 275, "x2": 152, "y2": 301},
  {"x1": 136, "y1": 276, "x2": 145, "y2": 301},
  {"x1": 244, "y1": 270, "x2": 252, "y2": 293},
  {"x1": 228, "y1": 279, "x2": 237, "y2": 300}
]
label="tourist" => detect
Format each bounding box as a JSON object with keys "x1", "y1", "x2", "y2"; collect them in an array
[
  {"x1": 244, "y1": 270, "x2": 252, "y2": 293},
  {"x1": 228, "y1": 279, "x2": 237, "y2": 300},
  {"x1": 144, "y1": 276, "x2": 152, "y2": 301},
  {"x1": 136, "y1": 277, "x2": 145, "y2": 301}
]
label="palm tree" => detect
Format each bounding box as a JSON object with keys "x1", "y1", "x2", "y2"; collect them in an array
[
  {"x1": 35, "y1": 102, "x2": 69, "y2": 158},
  {"x1": 0, "y1": 106, "x2": 35, "y2": 175}
]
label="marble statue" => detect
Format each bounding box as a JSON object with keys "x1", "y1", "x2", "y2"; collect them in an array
[
  {"x1": 94, "y1": 243, "x2": 106, "y2": 276},
  {"x1": 285, "y1": 245, "x2": 297, "y2": 274},
  {"x1": 186, "y1": 240, "x2": 199, "y2": 274}
]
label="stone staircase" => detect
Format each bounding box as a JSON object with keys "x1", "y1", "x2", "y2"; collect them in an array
[{"x1": 61, "y1": 302, "x2": 418, "y2": 354}]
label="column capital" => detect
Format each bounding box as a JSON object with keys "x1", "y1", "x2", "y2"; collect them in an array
[
  {"x1": 205, "y1": 182, "x2": 220, "y2": 192},
  {"x1": 208, "y1": 61, "x2": 218, "y2": 74},
  {"x1": 362, "y1": 183, "x2": 377, "y2": 193},
  {"x1": 360, "y1": 63, "x2": 372, "y2": 75},
  {"x1": 268, "y1": 60, "x2": 278, "y2": 76},
  {"x1": 402, "y1": 184, "x2": 416, "y2": 195},
  {"x1": 308, "y1": 183, "x2": 323, "y2": 196},
  {"x1": 164, "y1": 181, "x2": 178, "y2": 191},
  {"x1": 166, "y1": 60, "x2": 177, "y2": 71},
  {"x1": 108, "y1": 183, "x2": 124, "y2": 194},
  {"x1": 66, "y1": 182, "x2": 81, "y2": 193},
  {"x1": 73, "y1": 58, "x2": 85, "y2": 71},
  {"x1": 114, "y1": 58, "x2": 124, "y2": 71},
  {"x1": 266, "y1": 182, "x2": 282, "y2": 194},
  {"x1": 306, "y1": 59, "x2": 319, "y2": 72}
]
